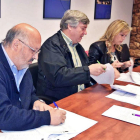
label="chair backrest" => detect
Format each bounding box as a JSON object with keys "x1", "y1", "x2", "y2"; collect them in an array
[
  {"x1": 29, "y1": 62, "x2": 38, "y2": 88},
  {"x1": 29, "y1": 62, "x2": 56, "y2": 104},
  {"x1": 85, "y1": 50, "x2": 89, "y2": 56}
]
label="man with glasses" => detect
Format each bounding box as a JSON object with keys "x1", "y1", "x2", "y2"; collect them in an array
[{"x1": 0, "y1": 23, "x2": 66, "y2": 131}]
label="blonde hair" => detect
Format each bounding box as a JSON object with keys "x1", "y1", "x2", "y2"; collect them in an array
[{"x1": 99, "y1": 20, "x2": 132, "y2": 55}]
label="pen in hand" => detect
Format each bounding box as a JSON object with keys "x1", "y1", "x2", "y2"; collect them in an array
[
  {"x1": 132, "y1": 113, "x2": 140, "y2": 117},
  {"x1": 53, "y1": 101, "x2": 59, "y2": 109},
  {"x1": 97, "y1": 60, "x2": 106, "y2": 70}
]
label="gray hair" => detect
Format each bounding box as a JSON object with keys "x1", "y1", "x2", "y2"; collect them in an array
[
  {"x1": 2, "y1": 26, "x2": 27, "y2": 47},
  {"x1": 60, "y1": 10, "x2": 90, "y2": 30}
]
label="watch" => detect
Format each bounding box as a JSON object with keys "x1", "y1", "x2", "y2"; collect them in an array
[{"x1": 39, "y1": 99, "x2": 45, "y2": 103}]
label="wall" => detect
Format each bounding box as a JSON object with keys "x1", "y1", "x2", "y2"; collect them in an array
[
  {"x1": 0, "y1": 0, "x2": 133, "y2": 50},
  {"x1": 129, "y1": 0, "x2": 140, "y2": 59}
]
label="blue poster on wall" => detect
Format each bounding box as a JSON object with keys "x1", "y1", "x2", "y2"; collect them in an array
[
  {"x1": 94, "y1": 0, "x2": 112, "y2": 19},
  {"x1": 43, "y1": 0, "x2": 71, "y2": 19}
]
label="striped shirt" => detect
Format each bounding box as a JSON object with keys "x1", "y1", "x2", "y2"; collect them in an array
[{"x1": 61, "y1": 31, "x2": 85, "y2": 91}]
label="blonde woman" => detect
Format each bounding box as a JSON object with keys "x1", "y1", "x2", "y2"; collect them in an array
[{"x1": 88, "y1": 19, "x2": 132, "y2": 72}]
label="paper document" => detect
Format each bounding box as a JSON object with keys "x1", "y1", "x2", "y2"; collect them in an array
[
  {"x1": 111, "y1": 84, "x2": 140, "y2": 95},
  {"x1": 116, "y1": 72, "x2": 133, "y2": 83},
  {"x1": 130, "y1": 72, "x2": 140, "y2": 85},
  {"x1": 0, "y1": 132, "x2": 46, "y2": 140},
  {"x1": 102, "y1": 105, "x2": 140, "y2": 126},
  {"x1": 128, "y1": 57, "x2": 134, "y2": 74},
  {"x1": 117, "y1": 58, "x2": 140, "y2": 85},
  {"x1": 91, "y1": 63, "x2": 114, "y2": 85},
  {"x1": 116, "y1": 72, "x2": 140, "y2": 85},
  {"x1": 106, "y1": 90, "x2": 140, "y2": 106},
  {"x1": 2, "y1": 109, "x2": 97, "y2": 140}
]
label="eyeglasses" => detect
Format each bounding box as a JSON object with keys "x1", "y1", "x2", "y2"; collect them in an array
[{"x1": 18, "y1": 39, "x2": 40, "y2": 54}]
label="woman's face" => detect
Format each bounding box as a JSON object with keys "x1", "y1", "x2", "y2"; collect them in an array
[{"x1": 113, "y1": 32, "x2": 128, "y2": 45}]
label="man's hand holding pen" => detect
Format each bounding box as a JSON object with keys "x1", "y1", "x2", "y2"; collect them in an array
[
  {"x1": 50, "y1": 109, "x2": 66, "y2": 125},
  {"x1": 33, "y1": 100, "x2": 66, "y2": 125},
  {"x1": 49, "y1": 101, "x2": 66, "y2": 125}
]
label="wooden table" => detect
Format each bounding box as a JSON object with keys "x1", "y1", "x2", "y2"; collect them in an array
[{"x1": 51, "y1": 66, "x2": 140, "y2": 140}]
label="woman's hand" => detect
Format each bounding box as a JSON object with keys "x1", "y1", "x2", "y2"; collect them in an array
[
  {"x1": 122, "y1": 61, "x2": 132, "y2": 69},
  {"x1": 111, "y1": 60, "x2": 124, "y2": 68}
]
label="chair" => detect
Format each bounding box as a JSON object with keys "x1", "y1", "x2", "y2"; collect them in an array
[
  {"x1": 29, "y1": 62, "x2": 54, "y2": 104},
  {"x1": 85, "y1": 50, "x2": 89, "y2": 56},
  {"x1": 29, "y1": 63, "x2": 38, "y2": 89},
  {"x1": 134, "y1": 58, "x2": 140, "y2": 67}
]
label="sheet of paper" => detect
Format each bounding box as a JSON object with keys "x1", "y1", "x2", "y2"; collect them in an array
[
  {"x1": 106, "y1": 90, "x2": 140, "y2": 106},
  {"x1": 90, "y1": 63, "x2": 114, "y2": 85},
  {"x1": 116, "y1": 72, "x2": 133, "y2": 83},
  {"x1": 130, "y1": 72, "x2": 140, "y2": 85},
  {"x1": 116, "y1": 72, "x2": 140, "y2": 85},
  {"x1": 39, "y1": 109, "x2": 98, "y2": 140},
  {"x1": 117, "y1": 58, "x2": 140, "y2": 85},
  {"x1": 2, "y1": 109, "x2": 97, "y2": 140},
  {"x1": 128, "y1": 57, "x2": 134, "y2": 74},
  {"x1": 111, "y1": 84, "x2": 140, "y2": 95},
  {"x1": 0, "y1": 133, "x2": 47, "y2": 140},
  {"x1": 102, "y1": 105, "x2": 140, "y2": 126}
]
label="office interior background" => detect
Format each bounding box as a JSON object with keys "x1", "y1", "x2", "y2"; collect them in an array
[{"x1": 0, "y1": 0, "x2": 133, "y2": 51}]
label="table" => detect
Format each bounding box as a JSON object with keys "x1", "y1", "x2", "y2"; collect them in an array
[{"x1": 51, "y1": 66, "x2": 140, "y2": 140}]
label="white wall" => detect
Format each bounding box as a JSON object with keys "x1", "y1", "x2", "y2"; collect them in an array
[{"x1": 0, "y1": 0, "x2": 133, "y2": 50}]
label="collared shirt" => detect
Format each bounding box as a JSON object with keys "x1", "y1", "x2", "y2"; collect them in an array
[
  {"x1": 61, "y1": 31, "x2": 85, "y2": 92},
  {"x1": 1, "y1": 44, "x2": 27, "y2": 92}
]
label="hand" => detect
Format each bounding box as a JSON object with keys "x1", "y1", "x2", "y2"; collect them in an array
[
  {"x1": 112, "y1": 60, "x2": 124, "y2": 68},
  {"x1": 89, "y1": 64, "x2": 106, "y2": 76},
  {"x1": 33, "y1": 100, "x2": 53, "y2": 111},
  {"x1": 114, "y1": 68, "x2": 120, "y2": 79},
  {"x1": 49, "y1": 109, "x2": 66, "y2": 125},
  {"x1": 123, "y1": 61, "x2": 132, "y2": 68}
]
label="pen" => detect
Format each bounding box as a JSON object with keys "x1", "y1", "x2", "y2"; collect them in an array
[
  {"x1": 97, "y1": 60, "x2": 106, "y2": 70},
  {"x1": 132, "y1": 113, "x2": 140, "y2": 117},
  {"x1": 53, "y1": 101, "x2": 59, "y2": 109}
]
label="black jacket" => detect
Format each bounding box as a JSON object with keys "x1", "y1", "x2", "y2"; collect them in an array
[
  {"x1": 88, "y1": 41, "x2": 130, "y2": 72},
  {"x1": 36, "y1": 31, "x2": 92, "y2": 100}
]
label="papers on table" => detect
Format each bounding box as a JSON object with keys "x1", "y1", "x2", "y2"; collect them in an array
[
  {"x1": 130, "y1": 72, "x2": 140, "y2": 85},
  {"x1": 2, "y1": 109, "x2": 97, "y2": 140},
  {"x1": 107, "y1": 84, "x2": 140, "y2": 106},
  {"x1": 90, "y1": 63, "x2": 114, "y2": 85},
  {"x1": 116, "y1": 72, "x2": 134, "y2": 83},
  {"x1": 106, "y1": 90, "x2": 140, "y2": 106},
  {"x1": 129, "y1": 58, "x2": 134, "y2": 74},
  {"x1": 0, "y1": 132, "x2": 46, "y2": 140},
  {"x1": 116, "y1": 58, "x2": 140, "y2": 85},
  {"x1": 111, "y1": 84, "x2": 140, "y2": 95},
  {"x1": 102, "y1": 105, "x2": 140, "y2": 126},
  {"x1": 117, "y1": 72, "x2": 140, "y2": 85}
]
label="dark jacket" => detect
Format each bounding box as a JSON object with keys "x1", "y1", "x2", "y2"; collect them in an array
[
  {"x1": 0, "y1": 44, "x2": 50, "y2": 131},
  {"x1": 88, "y1": 41, "x2": 130, "y2": 72},
  {"x1": 37, "y1": 31, "x2": 93, "y2": 100}
]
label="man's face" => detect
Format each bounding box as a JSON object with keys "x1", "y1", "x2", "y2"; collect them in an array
[
  {"x1": 70, "y1": 22, "x2": 88, "y2": 44},
  {"x1": 18, "y1": 38, "x2": 41, "y2": 70}
]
